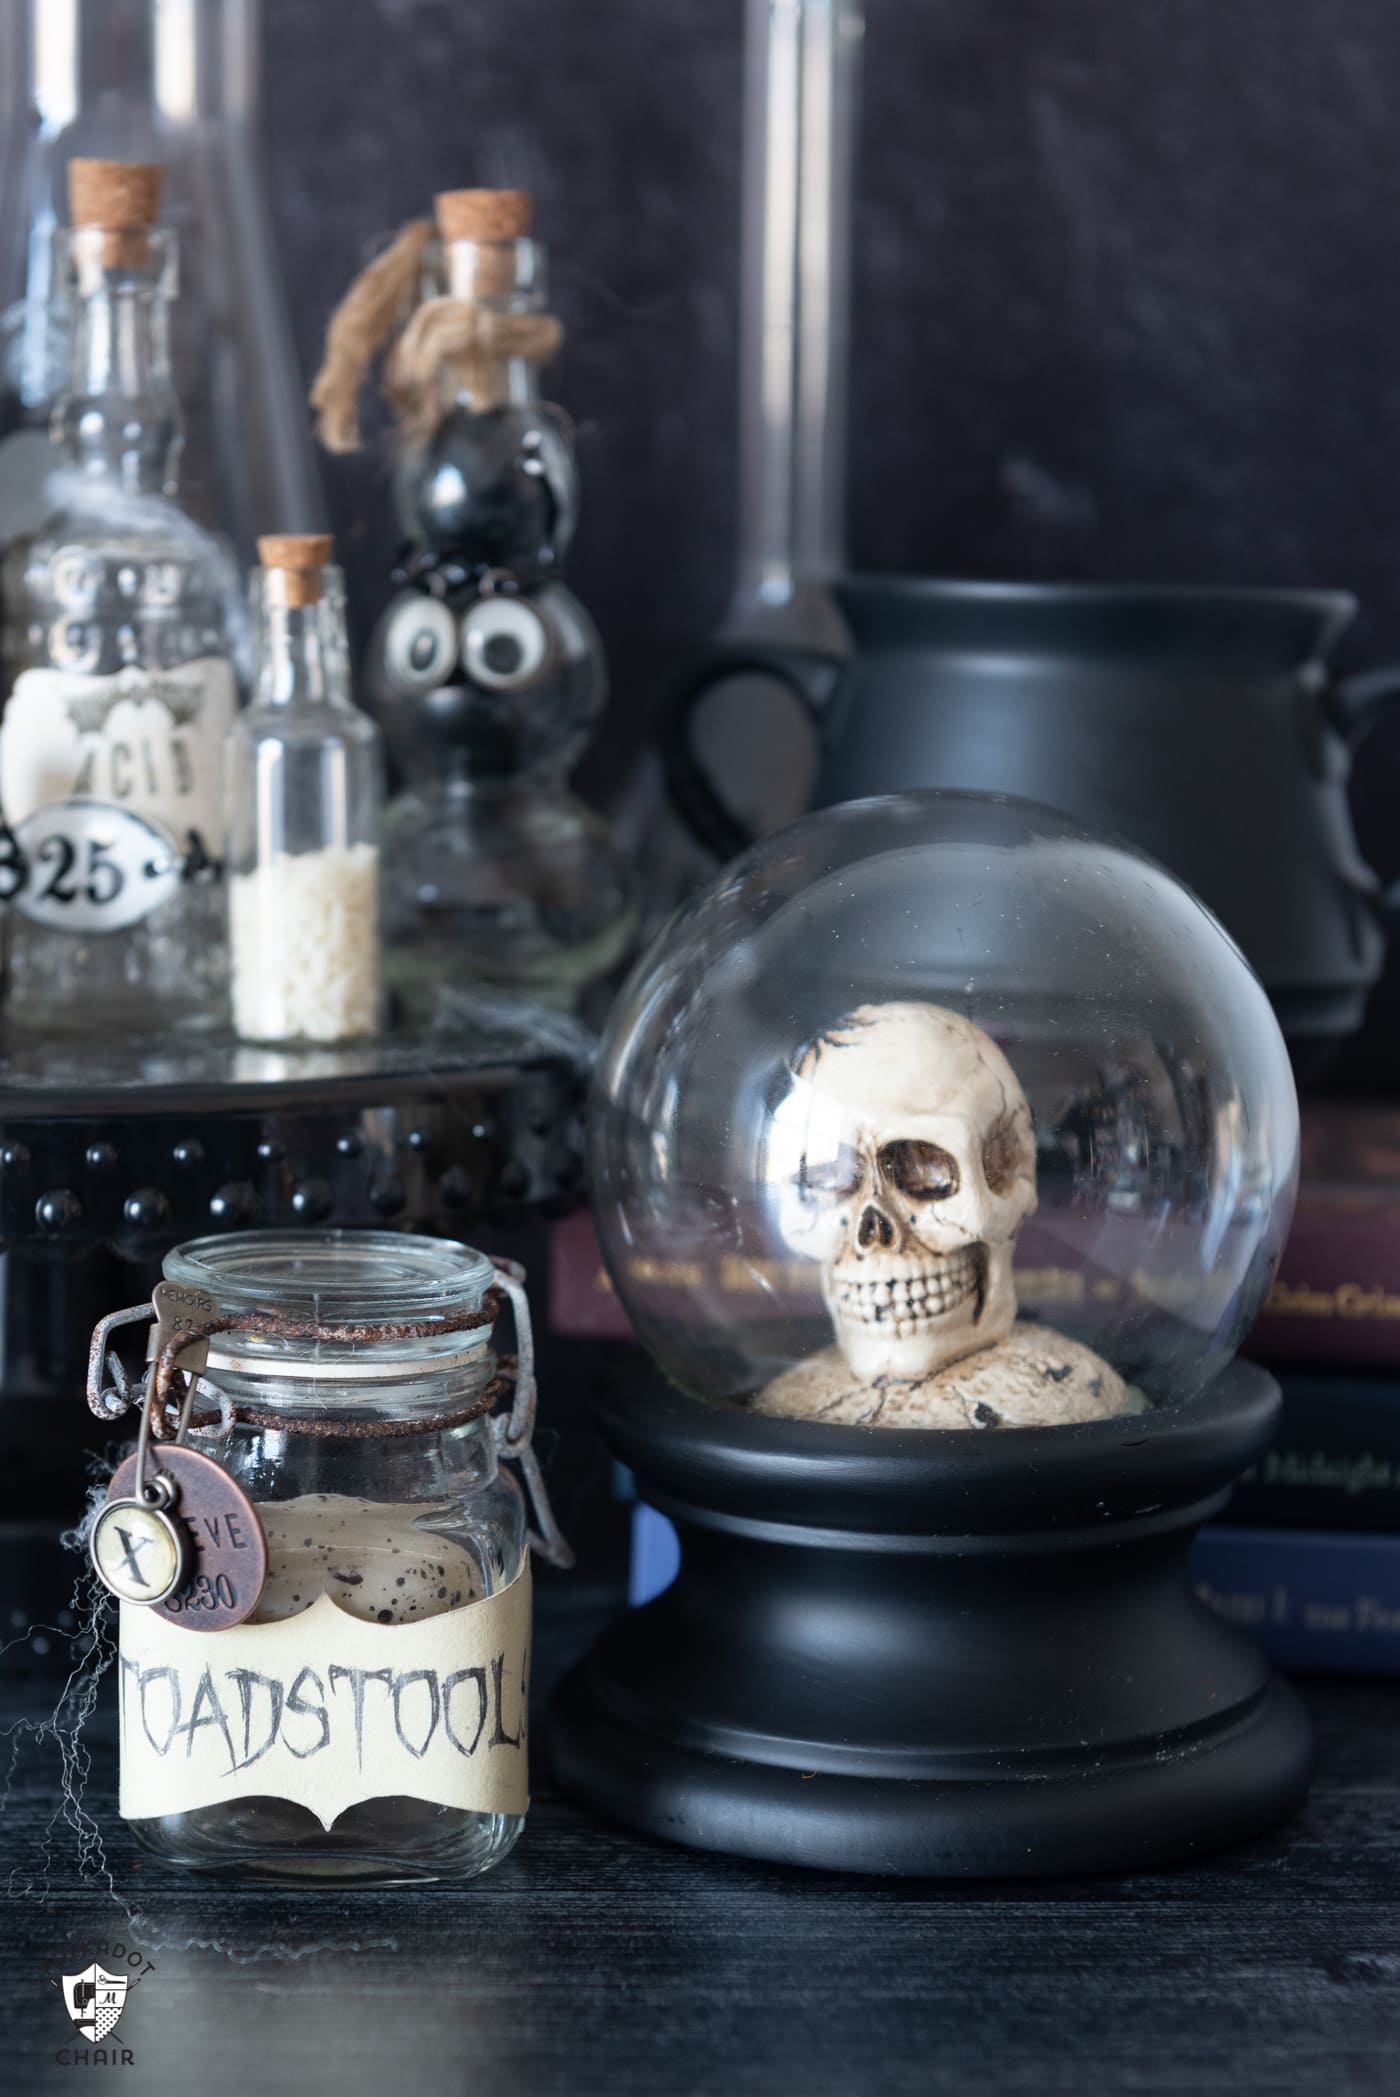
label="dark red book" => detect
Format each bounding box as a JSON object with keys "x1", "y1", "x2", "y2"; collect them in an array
[{"x1": 1248, "y1": 1103, "x2": 1400, "y2": 1369}]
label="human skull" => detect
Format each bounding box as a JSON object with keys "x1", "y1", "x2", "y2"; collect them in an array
[{"x1": 778, "y1": 1003, "x2": 1038, "y2": 1380}]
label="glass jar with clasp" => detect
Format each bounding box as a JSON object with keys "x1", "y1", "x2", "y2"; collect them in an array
[{"x1": 87, "y1": 1229, "x2": 570, "y2": 1887}]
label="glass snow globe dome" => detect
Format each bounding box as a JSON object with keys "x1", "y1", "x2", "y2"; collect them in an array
[{"x1": 590, "y1": 792, "x2": 1299, "y2": 1431}]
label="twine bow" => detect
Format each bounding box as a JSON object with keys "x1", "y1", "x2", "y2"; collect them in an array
[{"x1": 310, "y1": 218, "x2": 563, "y2": 455}]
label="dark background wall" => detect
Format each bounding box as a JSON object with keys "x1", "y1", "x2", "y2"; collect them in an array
[{"x1": 261, "y1": 0, "x2": 1400, "y2": 1088}]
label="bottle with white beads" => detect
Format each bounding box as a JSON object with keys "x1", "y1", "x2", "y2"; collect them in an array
[{"x1": 227, "y1": 535, "x2": 383, "y2": 1045}]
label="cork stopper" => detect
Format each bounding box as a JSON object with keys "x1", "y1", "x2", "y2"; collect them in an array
[
  {"x1": 68, "y1": 158, "x2": 165, "y2": 270},
  {"x1": 434, "y1": 189, "x2": 532, "y2": 245},
  {"x1": 68, "y1": 158, "x2": 165, "y2": 230},
  {"x1": 259, "y1": 533, "x2": 334, "y2": 608}
]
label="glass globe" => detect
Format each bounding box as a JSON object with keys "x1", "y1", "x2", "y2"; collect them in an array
[{"x1": 589, "y1": 792, "x2": 1299, "y2": 1424}]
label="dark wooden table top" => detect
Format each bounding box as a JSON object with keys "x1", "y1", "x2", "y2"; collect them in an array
[{"x1": 4, "y1": 1596, "x2": 1400, "y2": 2097}]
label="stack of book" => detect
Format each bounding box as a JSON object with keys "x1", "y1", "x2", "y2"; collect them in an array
[{"x1": 1194, "y1": 1101, "x2": 1400, "y2": 1673}]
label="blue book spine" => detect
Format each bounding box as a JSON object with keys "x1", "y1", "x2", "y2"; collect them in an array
[
  {"x1": 629, "y1": 1502, "x2": 681, "y2": 1607},
  {"x1": 1191, "y1": 1525, "x2": 1400, "y2": 1675}
]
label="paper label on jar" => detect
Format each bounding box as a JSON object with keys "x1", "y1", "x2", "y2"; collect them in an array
[
  {"x1": 1, "y1": 657, "x2": 235, "y2": 853},
  {"x1": 117, "y1": 1559, "x2": 531, "y2": 1829}
]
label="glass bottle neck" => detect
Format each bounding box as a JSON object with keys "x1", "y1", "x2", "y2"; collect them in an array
[
  {"x1": 254, "y1": 598, "x2": 346, "y2": 708},
  {"x1": 457, "y1": 357, "x2": 540, "y2": 411},
  {"x1": 53, "y1": 238, "x2": 182, "y2": 497},
  {"x1": 731, "y1": 0, "x2": 860, "y2": 633},
  {"x1": 440, "y1": 238, "x2": 545, "y2": 412}
]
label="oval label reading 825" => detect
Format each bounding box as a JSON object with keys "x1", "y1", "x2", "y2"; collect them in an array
[{"x1": 0, "y1": 798, "x2": 183, "y2": 932}]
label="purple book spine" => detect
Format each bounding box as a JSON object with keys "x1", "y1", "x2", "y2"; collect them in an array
[{"x1": 1248, "y1": 1192, "x2": 1400, "y2": 1368}]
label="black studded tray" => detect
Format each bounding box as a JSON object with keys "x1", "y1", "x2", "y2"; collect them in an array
[{"x1": 0, "y1": 1020, "x2": 590, "y2": 1256}]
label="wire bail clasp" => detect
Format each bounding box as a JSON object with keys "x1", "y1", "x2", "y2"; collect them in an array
[
  {"x1": 488, "y1": 1255, "x2": 574, "y2": 1570},
  {"x1": 87, "y1": 1299, "x2": 160, "y2": 1422},
  {"x1": 85, "y1": 1266, "x2": 575, "y2": 1569}
]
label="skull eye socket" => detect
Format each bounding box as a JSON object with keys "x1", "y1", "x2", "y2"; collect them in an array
[
  {"x1": 880, "y1": 1139, "x2": 959, "y2": 1201},
  {"x1": 982, "y1": 1115, "x2": 1026, "y2": 1197},
  {"x1": 797, "y1": 1146, "x2": 862, "y2": 1204}
]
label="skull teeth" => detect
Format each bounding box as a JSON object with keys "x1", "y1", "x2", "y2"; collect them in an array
[{"x1": 831, "y1": 1248, "x2": 983, "y2": 1327}]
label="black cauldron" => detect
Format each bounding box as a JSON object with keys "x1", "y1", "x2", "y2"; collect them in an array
[{"x1": 664, "y1": 581, "x2": 1400, "y2": 1073}]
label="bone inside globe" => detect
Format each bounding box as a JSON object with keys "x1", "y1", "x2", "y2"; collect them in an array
[{"x1": 588, "y1": 792, "x2": 1300, "y2": 1429}]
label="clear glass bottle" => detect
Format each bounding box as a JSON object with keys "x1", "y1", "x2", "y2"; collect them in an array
[
  {"x1": 0, "y1": 0, "x2": 321, "y2": 562},
  {"x1": 369, "y1": 190, "x2": 637, "y2": 1021},
  {"x1": 610, "y1": 0, "x2": 861, "y2": 926},
  {"x1": 0, "y1": 158, "x2": 238, "y2": 1036},
  {"x1": 227, "y1": 535, "x2": 383, "y2": 1045},
  {"x1": 120, "y1": 1231, "x2": 529, "y2": 1886}
]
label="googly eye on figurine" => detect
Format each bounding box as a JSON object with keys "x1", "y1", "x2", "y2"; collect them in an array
[
  {"x1": 368, "y1": 566, "x2": 601, "y2": 782},
  {"x1": 460, "y1": 594, "x2": 552, "y2": 690},
  {"x1": 380, "y1": 591, "x2": 459, "y2": 696},
  {"x1": 374, "y1": 576, "x2": 557, "y2": 702}
]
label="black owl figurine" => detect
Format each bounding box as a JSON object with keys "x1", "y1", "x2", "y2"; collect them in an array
[{"x1": 366, "y1": 190, "x2": 636, "y2": 1021}]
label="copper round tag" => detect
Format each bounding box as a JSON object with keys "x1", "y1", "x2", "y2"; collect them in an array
[{"x1": 106, "y1": 1447, "x2": 268, "y2": 1631}]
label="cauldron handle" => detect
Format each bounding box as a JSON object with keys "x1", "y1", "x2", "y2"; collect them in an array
[
  {"x1": 1330, "y1": 664, "x2": 1400, "y2": 914},
  {"x1": 1330, "y1": 663, "x2": 1400, "y2": 744},
  {"x1": 661, "y1": 643, "x2": 842, "y2": 863}
]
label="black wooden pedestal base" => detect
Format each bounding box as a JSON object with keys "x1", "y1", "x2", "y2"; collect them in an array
[{"x1": 550, "y1": 1361, "x2": 1314, "y2": 1877}]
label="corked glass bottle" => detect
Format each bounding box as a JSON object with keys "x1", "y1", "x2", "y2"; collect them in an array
[
  {"x1": 318, "y1": 188, "x2": 636, "y2": 1020},
  {"x1": 226, "y1": 535, "x2": 383, "y2": 1046},
  {"x1": 0, "y1": 158, "x2": 239, "y2": 1036},
  {"x1": 0, "y1": 0, "x2": 321, "y2": 563}
]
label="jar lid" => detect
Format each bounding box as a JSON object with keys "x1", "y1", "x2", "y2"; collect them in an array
[{"x1": 163, "y1": 1229, "x2": 495, "y2": 1329}]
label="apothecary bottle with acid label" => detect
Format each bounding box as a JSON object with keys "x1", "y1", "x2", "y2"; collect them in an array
[{"x1": 0, "y1": 158, "x2": 239, "y2": 1036}]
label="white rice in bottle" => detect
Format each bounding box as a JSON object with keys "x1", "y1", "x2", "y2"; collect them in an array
[{"x1": 230, "y1": 841, "x2": 380, "y2": 1044}]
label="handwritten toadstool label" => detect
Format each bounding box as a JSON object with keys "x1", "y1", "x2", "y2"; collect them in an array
[{"x1": 117, "y1": 1560, "x2": 530, "y2": 1827}]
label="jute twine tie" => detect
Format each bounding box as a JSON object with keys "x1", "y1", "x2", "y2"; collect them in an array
[{"x1": 310, "y1": 216, "x2": 563, "y2": 454}]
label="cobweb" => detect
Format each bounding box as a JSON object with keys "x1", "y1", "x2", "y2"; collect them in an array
[
  {"x1": 2, "y1": 1463, "x2": 401, "y2": 1963},
  {"x1": 3, "y1": 1475, "x2": 117, "y2": 1903}
]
